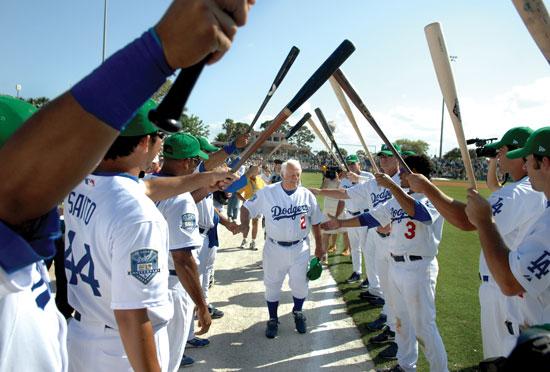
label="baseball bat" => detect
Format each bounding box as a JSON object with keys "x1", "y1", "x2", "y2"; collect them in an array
[
  {"x1": 331, "y1": 69, "x2": 412, "y2": 174},
  {"x1": 149, "y1": 59, "x2": 206, "y2": 132},
  {"x1": 314, "y1": 108, "x2": 350, "y2": 172},
  {"x1": 266, "y1": 112, "x2": 312, "y2": 159},
  {"x1": 307, "y1": 117, "x2": 344, "y2": 167},
  {"x1": 329, "y1": 76, "x2": 379, "y2": 173},
  {"x1": 425, "y1": 22, "x2": 477, "y2": 189},
  {"x1": 230, "y1": 40, "x2": 356, "y2": 172},
  {"x1": 246, "y1": 46, "x2": 301, "y2": 133},
  {"x1": 511, "y1": 0, "x2": 550, "y2": 65}
]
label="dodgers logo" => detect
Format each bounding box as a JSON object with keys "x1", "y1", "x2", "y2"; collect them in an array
[
  {"x1": 271, "y1": 204, "x2": 309, "y2": 221},
  {"x1": 391, "y1": 207, "x2": 410, "y2": 223},
  {"x1": 180, "y1": 213, "x2": 197, "y2": 233},
  {"x1": 526, "y1": 250, "x2": 550, "y2": 281},
  {"x1": 128, "y1": 249, "x2": 160, "y2": 284},
  {"x1": 371, "y1": 189, "x2": 392, "y2": 207},
  {"x1": 491, "y1": 197, "x2": 504, "y2": 216}
]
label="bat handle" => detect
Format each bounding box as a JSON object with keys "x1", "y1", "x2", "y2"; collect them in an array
[{"x1": 148, "y1": 58, "x2": 207, "y2": 133}]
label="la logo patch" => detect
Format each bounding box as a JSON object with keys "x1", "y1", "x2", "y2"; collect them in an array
[
  {"x1": 539, "y1": 145, "x2": 546, "y2": 152},
  {"x1": 180, "y1": 213, "x2": 197, "y2": 232},
  {"x1": 128, "y1": 249, "x2": 160, "y2": 284}
]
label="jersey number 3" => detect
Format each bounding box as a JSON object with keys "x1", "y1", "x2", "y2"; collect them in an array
[
  {"x1": 65, "y1": 230, "x2": 102, "y2": 297},
  {"x1": 300, "y1": 215, "x2": 307, "y2": 230},
  {"x1": 404, "y1": 221, "x2": 416, "y2": 240}
]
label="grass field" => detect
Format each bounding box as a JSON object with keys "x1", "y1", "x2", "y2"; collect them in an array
[{"x1": 301, "y1": 172, "x2": 490, "y2": 371}]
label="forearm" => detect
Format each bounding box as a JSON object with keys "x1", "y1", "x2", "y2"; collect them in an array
[
  {"x1": 191, "y1": 187, "x2": 210, "y2": 203},
  {"x1": 423, "y1": 182, "x2": 475, "y2": 230},
  {"x1": 337, "y1": 217, "x2": 361, "y2": 228},
  {"x1": 240, "y1": 206, "x2": 251, "y2": 227},
  {"x1": 204, "y1": 149, "x2": 229, "y2": 171},
  {"x1": 318, "y1": 189, "x2": 350, "y2": 200},
  {"x1": 476, "y1": 221, "x2": 524, "y2": 295},
  {"x1": 114, "y1": 308, "x2": 160, "y2": 372},
  {"x1": 173, "y1": 251, "x2": 208, "y2": 309},
  {"x1": 486, "y1": 159, "x2": 502, "y2": 192},
  {"x1": 145, "y1": 172, "x2": 214, "y2": 202},
  {"x1": 312, "y1": 224, "x2": 324, "y2": 257},
  {"x1": 0, "y1": 93, "x2": 117, "y2": 224}
]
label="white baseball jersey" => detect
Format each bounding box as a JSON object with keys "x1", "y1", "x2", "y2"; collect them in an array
[
  {"x1": 195, "y1": 163, "x2": 215, "y2": 230},
  {"x1": 480, "y1": 177, "x2": 546, "y2": 278},
  {"x1": 243, "y1": 183, "x2": 324, "y2": 241},
  {"x1": 345, "y1": 172, "x2": 401, "y2": 212},
  {"x1": 509, "y1": 203, "x2": 550, "y2": 325},
  {"x1": 64, "y1": 173, "x2": 172, "y2": 329},
  {"x1": 340, "y1": 171, "x2": 374, "y2": 213},
  {"x1": 369, "y1": 193, "x2": 444, "y2": 257}
]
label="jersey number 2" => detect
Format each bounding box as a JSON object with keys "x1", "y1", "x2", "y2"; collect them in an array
[
  {"x1": 300, "y1": 215, "x2": 307, "y2": 230},
  {"x1": 65, "y1": 230, "x2": 102, "y2": 297},
  {"x1": 404, "y1": 221, "x2": 416, "y2": 239}
]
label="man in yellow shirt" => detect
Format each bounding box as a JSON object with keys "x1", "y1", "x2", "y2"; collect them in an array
[{"x1": 238, "y1": 165, "x2": 265, "y2": 250}]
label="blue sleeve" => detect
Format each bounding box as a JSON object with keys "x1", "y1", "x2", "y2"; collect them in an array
[
  {"x1": 225, "y1": 174, "x2": 247, "y2": 193},
  {"x1": 413, "y1": 200, "x2": 432, "y2": 222},
  {"x1": 358, "y1": 213, "x2": 381, "y2": 228},
  {"x1": 199, "y1": 162, "x2": 207, "y2": 173}
]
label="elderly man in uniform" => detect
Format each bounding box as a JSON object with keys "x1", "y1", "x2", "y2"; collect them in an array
[{"x1": 239, "y1": 159, "x2": 324, "y2": 338}]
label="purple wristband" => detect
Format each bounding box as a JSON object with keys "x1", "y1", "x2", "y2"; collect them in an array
[{"x1": 71, "y1": 29, "x2": 174, "y2": 131}]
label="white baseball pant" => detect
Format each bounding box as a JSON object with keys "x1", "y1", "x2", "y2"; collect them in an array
[{"x1": 167, "y1": 279, "x2": 195, "y2": 372}]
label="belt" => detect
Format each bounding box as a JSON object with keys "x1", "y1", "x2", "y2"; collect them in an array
[
  {"x1": 73, "y1": 311, "x2": 113, "y2": 329},
  {"x1": 479, "y1": 273, "x2": 490, "y2": 282},
  {"x1": 391, "y1": 254, "x2": 423, "y2": 262},
  {"x1": 199, "y1": 227, "x2": 206, "y2": 234},
  {"x1": 268, "y1": 237, "x2": 306, "y2": 247},
  {"x1": 348, "y1": 209, "x2": 369, "y2": 216},
  {"x1": 169, "y1": 269, "x2": 177, "y2": 276}
]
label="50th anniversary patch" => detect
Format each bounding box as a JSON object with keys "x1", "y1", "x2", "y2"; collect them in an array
[
  {"x1": 180, "y1": 213, "x2": 197, "y2": 232},
  {"x1": 128, "y1": 249, "x2": 160, "y2": 284}
]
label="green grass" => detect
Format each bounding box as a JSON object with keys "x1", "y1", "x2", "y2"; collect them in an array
[{"x1": 301, "y1": 172, "x2": 489, "y2": 371}]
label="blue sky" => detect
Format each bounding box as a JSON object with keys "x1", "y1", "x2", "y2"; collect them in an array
[{"x1": 1, "y1": 0, "x2": 548, "y2": 156}]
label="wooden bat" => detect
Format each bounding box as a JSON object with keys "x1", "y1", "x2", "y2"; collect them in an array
[
  {"x1": 331, "y1": 69, "x2": 412, "y2": 174},
  {"x1": 246, "y1": 46, "x2": 301, "y2": 133},
  {"x1": 329, "y1": 76, "x2": 379, "y2": 173},
  {"x1": 230, "y1": 40, "x2": 356, "y2": 172},
  {"x1": 314, "y1": 108, "x2": 350, "y2": 172},
  {"x1": 307, "y1": 117, "x2": 344, "y2": 167},
  {"x1": 512, "y1": 0, "x2": 550, "y2": 65},
  {"x1": 425, "y1": 22, "x2": 477, "y2": 189},
  {"x1": 266, "y1": 113, "x2": 311, "y2": 159}
]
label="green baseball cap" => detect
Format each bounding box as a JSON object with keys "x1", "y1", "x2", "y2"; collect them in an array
[
  {"x1": 163, "y1": 132, "x2": 209, "y2": 160},
  {"x1": 197, "y1": 136, "x2": 219, "y2": 153},
  {"x1": 120, "y1": 99, "x2": 160, "y2": 137},
  {"x1": 485, "y1": 126, "x2": 533, "y2": 150},
  {"x1": 345, "y1": 154, "x2": 359, "y2": 164},
  {"x1": 507, "y1": 127, "x2": 550, "y2": 159},
  {"x1": 0, "y1": 95, "x2": 37, "y2": 147},
  {"x1": 306, "y1": 257, "x2": 322, "y2": 281},
  {"x1": 377, "y1": 143, "x2": 401, "y2": 157},
  {"x1": 402, "y1": 150, "x2": 416, "y2": 156}
]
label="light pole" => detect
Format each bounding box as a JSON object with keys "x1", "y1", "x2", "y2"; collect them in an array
[
  {"x1": 102, "y1": 0, "x2": 108, "y2": 62},
  {"x1": 15, "y1": 84, "x2": 22, "y2": 98},
  {"x1": 439, "y1": 55, "x2": 457, "y2": 159}
]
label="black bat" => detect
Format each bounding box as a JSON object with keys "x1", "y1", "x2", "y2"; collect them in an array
[
  {"x1": 148, "y1": 59, "x2": 207, "y2": 133},
  {"x1": 314, "y1": 107, "x2": 350, "y2": 172},
  {"x1": 246, "y1": 46, "x2": 300, "y2": 133},
  {"x1": 231, "y1": 40, "x2": 355, "y2": 172}
]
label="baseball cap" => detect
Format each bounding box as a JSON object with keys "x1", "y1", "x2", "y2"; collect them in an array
[
  {"x1": 485, "y1": 126, "x2": 533, "y2": 150},
  {"x1": 306, "y1": 257, "x2": 322, "y2": 281},
  {"x1": 120, "y1": 99, "x2": 160, "y2": 137},
  {"x1": 197, "y1": 136, "x2": 220, "y2": 152},
  {"x1": 377, "y1": 143, "x2": 402, "y2": 157},
  {"x1": 0, "y1": 95, "x2": 37, "y2": 147},
  {"x1": 345, "y1": 154, "x2": 359, "y2": 164},
  {"x1": 163, "y1": 132, "x2": 209, "y2": 160},
  {"x1": 507, "y1": 127, "x2": 550, "y2": 159},
  {"x1": 402, "y1": 150, "x2": 416, "y2": 156}
]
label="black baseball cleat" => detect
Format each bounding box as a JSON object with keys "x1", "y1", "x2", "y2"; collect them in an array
[
  {"x1": 359, "y1": 278, "x2": 369, "y2": 289},
  {"x1": 369, "y1": 325, "x2": 395, "y2": 344},
  {"x1": 265, "y1": 318, "x2": 279, "y2": 339},
  {"x1": 293, "y1": 311, "x2": 307, "y2": 334},
  {"x1": 376, "y1": 365, "x2": 405, "y2": 372},
  {"x1": 346, "y1": 272, "x2": 361, "y2": 284},
  {"x1": 366, "y1": 313, "x2": 388, "y2": 331},
  {"x1": 208, "y1": 305, "x2": 224, "y2": 319},
  {"x1": 379, "y1": 342, "x2": 398, "y2": 360},
  {"x1": 359, "y1": 290, "x2": 379, "y2": 300},
  {"x1": 367, "y1": 296, "x2": 385, "y2": 306}
]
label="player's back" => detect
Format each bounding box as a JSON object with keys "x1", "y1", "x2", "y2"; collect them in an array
[{"x1": 64, "y1": 173, "x2": 170, "y2": 328}]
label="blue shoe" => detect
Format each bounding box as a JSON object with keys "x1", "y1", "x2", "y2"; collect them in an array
[
  {"x1": 186, "y1": 337, "x2": 210, "y2": 348},
  {"x1": 366, "y1": 313, "x2": 387, "y2": 331},
  {"x1": 346, "y1": 272, "x2": 361, "y2": 284},
  {"x1": 180, "y1": 355, "x2": 194, "y2": 367},
  {"x1": 293, "y1": 311, "x2": 307, "y2": 334},
  {"x1": 209, "y1": 305, "x2": 224, "y2": 319},
  {"x1": 265, "y1": 318, "x2": 279, "y2": 339}
]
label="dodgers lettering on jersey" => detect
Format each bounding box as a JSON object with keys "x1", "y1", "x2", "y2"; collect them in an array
[
  {"x1": 244, "y1": 183, "x2": 323, "y2": 241},
  {"x1": 346, "y1": 172, "x2": 401, "y2": 212},
  {"x1": 64, "y1": 174, "x2": 172, "y2": 329},
  {"x1": 369, "y1": 194, "x2": 443, "y2": 257}
]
